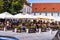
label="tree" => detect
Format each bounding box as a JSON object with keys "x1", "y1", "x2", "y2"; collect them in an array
[
  {"x1": 3, "y1": 0, "x2": 26, "y2": 15},
  {"x1": 0, "y1": 0, "x2": 4, "y2": 13}
]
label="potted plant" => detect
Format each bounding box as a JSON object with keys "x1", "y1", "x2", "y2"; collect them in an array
[
  {"x1": 26, "y1": 25, "x2": 30, "y2": 33},
  {"x1": 0, "y1": 23, "x2": 4, "y2": 30},
  {"x1": 28, "y1": 26, "x2": 36, "y2": 33},
  {"x1": 57, "y1": 24, "x2": 60, "y2": 30},
  {"x1": 13, "y1": 25, "x2": 21, "y2": 33},
  {"x1": 41, "y1": 24, "x2": 47, "y2": 32}
]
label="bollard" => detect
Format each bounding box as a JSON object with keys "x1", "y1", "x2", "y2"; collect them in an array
[
  {"x1": 4, "y1": 27, "x2": 6, "y2": 31},
  {"x1": 39, "y1": 29, "x2": 41, "y2": 33},
  {"x1": 14, "y1": 28, "x2": 17, "y2": 33},
  {"x1": 26, "y1": 29, "x2": 28, "y2": 33},
  {"x1": 36, "y1": 29, "x2": 39, "y2": 32},
  {"x1": 50, "y1": 29, "x2": 52, "y2": 34}
]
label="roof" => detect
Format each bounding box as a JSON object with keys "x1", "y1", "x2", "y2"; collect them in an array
[
  {"x1": 32, "y1": 3, "x2": 60, "y2": 12},
  {"x1": 25, "y1": 1, "x2": 31, "y2": 7}
]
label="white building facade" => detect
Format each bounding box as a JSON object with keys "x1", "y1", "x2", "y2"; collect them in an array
[
  {"x1": 32, "y1": 3, "x2": 60, "y2": 18},
  {"x1": 20, "y1": 1, "x2": 32, "y2": 14}
]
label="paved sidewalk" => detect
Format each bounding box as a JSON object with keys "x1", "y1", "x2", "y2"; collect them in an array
[{"x1": 0, "y1": 30, "x2": 58, "y2": 40}]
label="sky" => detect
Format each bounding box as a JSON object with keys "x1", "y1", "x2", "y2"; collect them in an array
[
  {"x1": 28, "y1": 0, "x2": 60, "y2": 3},
  {"x1": 27, "y1": 0, "x2": 60, "y2": 6}
]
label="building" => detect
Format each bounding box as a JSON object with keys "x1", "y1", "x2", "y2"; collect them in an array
[
  {"x1": 20, "y1": 1, "x2": 32, "y2": 14},
  {"x1": 32, "y1": 3, "x2": 60, "y2": 18}
]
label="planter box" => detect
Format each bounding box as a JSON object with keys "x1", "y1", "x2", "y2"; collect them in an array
[{"x1": 28, "y1": 28, "x2": 36, "y2": 33}]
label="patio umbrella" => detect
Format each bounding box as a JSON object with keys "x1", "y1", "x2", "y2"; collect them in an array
[
  {"x1": 34, "y1": 15, "x2": 49, "y2": 20},
  {"x1": 54, "y1": 17, "x2": 60, "y2": 21},
  {"x1": 47, "y1": 16, "x2": 55, "y2": 19},
  {"x1": 35, "y1": 15, "x2": 47, "y2": 19},
  {"x1": 36, "y1": 15, "x2": 55, "y2": 20},
  {"x1": 14, "y1": 13, "x2": 37, "y2": 19},
  {"x1": 0, "y1": 12, "x2": 14, "y2": 19},
  {"x1": 22, "y1": 14, "x2": 37, "y2": 18},
  {"x1": 14, "y1": 13, "x2": 24, "y2": 18}
]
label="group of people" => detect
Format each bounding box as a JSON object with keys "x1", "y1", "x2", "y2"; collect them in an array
[{"x1": 0, "y1": 19, "x2": 60, "y2": 31}]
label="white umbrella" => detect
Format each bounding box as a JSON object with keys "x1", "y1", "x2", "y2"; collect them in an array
[
  {"x1": 54, "y1": 17, "x2": 60, "y2": 21},
  {"x1": 36, "y1": 15, "x2": 55, "y2": 19},
  {"x1": 47, "y1": 16, "x2": 55, "y2": 19},
  {"x1": 0, "y1": 12, "x2": 14, "y2": 19},
  {"x1": 33, "y1": 15, "x2": 49, "y2": 19},
  {"x1": 14, "y1": 13, "x2": 37, "y2": 18},
  {"x1": 14, "y1": 13, "x2": 24, "y2": 18},
  {"x1": 22, "y1": 14, "x2": 37, "y2": 18}
]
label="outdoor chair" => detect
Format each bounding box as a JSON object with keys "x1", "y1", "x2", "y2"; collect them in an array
[
  {"x1": 28, "y1": 28, "x2": 36, "y2": 33},
  {"x1": 20, "y1": 28, "x2": 26, "y2": 32}
]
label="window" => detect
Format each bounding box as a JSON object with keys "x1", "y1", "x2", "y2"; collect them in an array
[
  {"x1": 59, "y1": 13, "x2": 60, "y2": 16},
  {"x1": 51, "y1": 13, "x2": 53, "y2": 16},
  {"x1": 58, "y1": 13, "x2": 59, "y2": 16},
  {"x1": 23, "y1": 8, "x2": 26, "y2": 13},
  {"x1": 45, "y1": 13, "x2": 47, "y2": 16},
  {"x1": 40, "y1": 13, "x2": 41, "y2": 15},
  {"x1": 34, "y1": 13, "x2": 36, "y2": 15}
]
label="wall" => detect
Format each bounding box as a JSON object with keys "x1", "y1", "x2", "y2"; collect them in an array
[
  {"x1": 32, "y1": 12, "x2": 60, "y2": 18},
  {"x1": 20, "y1": 4, "x2": 31, "y2": 14}
]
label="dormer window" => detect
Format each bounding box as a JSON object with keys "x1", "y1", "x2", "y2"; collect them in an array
[
  {"x1": 43, "y1": 8, "x2": 46, "y2": 10},
  {"x1": 52, "y1": 8, "x2": 55, "y2": 10},
  {"x1": 35, "y1": 8, "x2": 37, "y2": 9}
]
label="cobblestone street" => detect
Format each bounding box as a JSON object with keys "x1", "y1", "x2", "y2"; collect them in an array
[{"x1": 0, "y1": 30, "x2": 57, "y2": 40}]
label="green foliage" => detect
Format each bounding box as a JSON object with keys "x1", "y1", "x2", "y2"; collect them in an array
[
  {"x1": 0, "y1": 0, "x2": 26, "y2": 15},
  {"x1": 0, "y1": 0, "x2": 3, "y2": 6},
  {"x1": 14, "y1": 25, "x2": 20, "y2": 28},
  {"x1": 57, "y1": 24, "x2": 60, "y2": 30},
  {"x1": 30, "y1": 26, "x2": 35, "y2": 28},
  {"x1": 26, "y1": 26, "x2": 35, "y2": 28},
  {"x1": 41, "y1": 24, "x2": 47, "y2": 29},
  {"x1": 0, "y1": 0, "x2": 4, "y2": 13}
]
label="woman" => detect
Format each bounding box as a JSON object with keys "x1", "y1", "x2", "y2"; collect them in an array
[{"x1": 5, "y1": 21, "x2": 11, "y2": 30}]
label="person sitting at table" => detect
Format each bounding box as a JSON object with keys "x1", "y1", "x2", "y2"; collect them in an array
[
  {"x1": 21, "y1": 23, "x2": 26, "y2": 31},
  {"x1": 5, "y1": 21, "x2": 11, "y2": 30}
]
